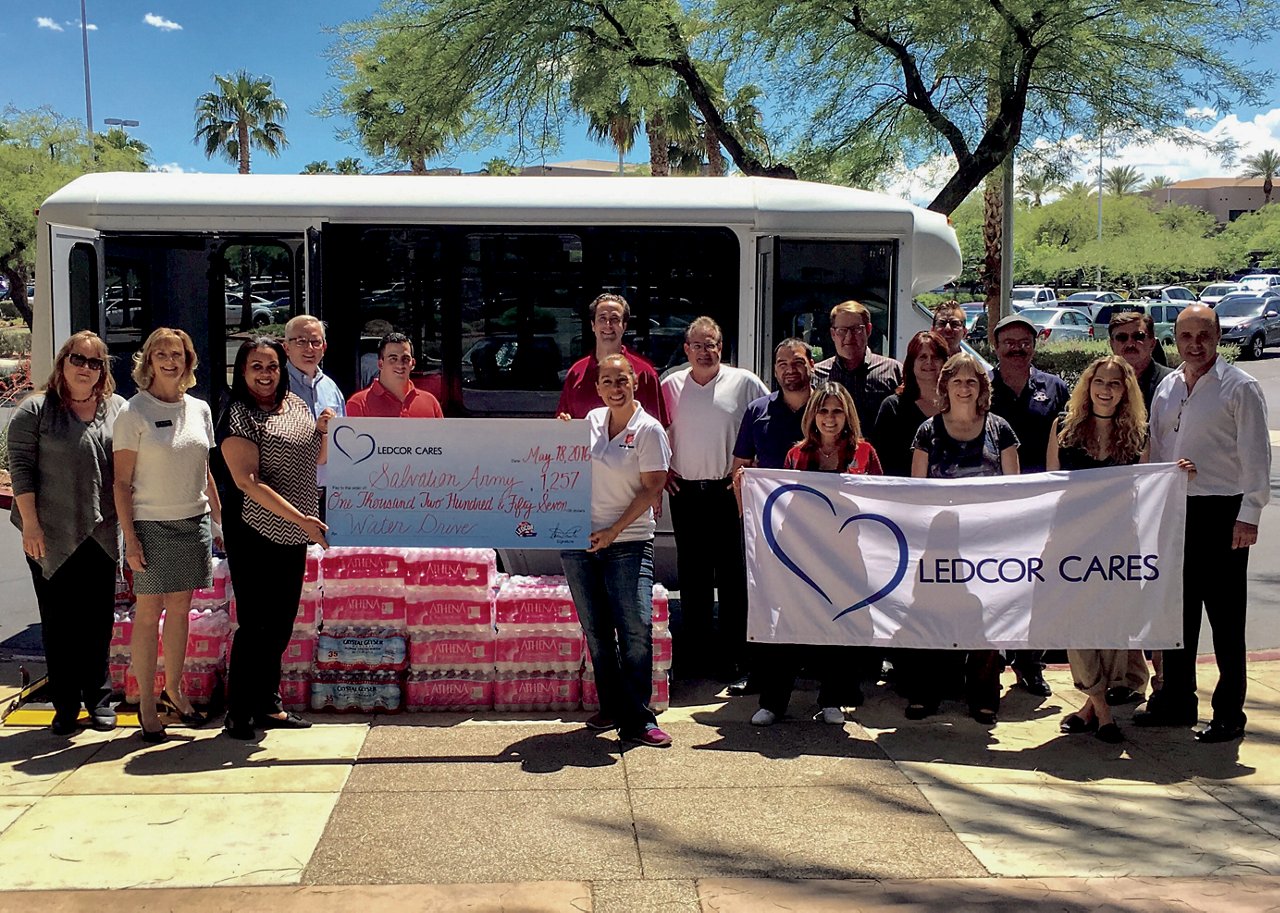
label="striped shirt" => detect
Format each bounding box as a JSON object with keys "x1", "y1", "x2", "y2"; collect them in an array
[
  {"x1": 226, "y1": 393, "x2": 321, "y2": 545},
  {"x1": 813, "y1": 352, "x2": 903, "y2": 432}
]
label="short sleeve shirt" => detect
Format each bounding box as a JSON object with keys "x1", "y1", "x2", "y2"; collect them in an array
[
  {"x1": 346, "y1": 379, "x2": 444, "y2": 418},
  {"x1": 733, "y1": 392, "x2": 806, "y2": 470},
  {"x1": 912, "y1": 413, "x2": 1019, "y2": 479},
  {"x1": 662, "y1": 365, "x2": 768, "y2": 479},
  {"x1": 557, "y1": 347, "x2": 670, "y2": 425},
  {"x1": 113, "y1": 391, "x2": 215, "y2": 520},
  {"x1": 587, "y1": 405, "x2": 671, "y2": 543},
  {"x1": 226, "y1": 393, "x2": 321, "y2": 544},
  {"x1": 988, "y1": 366, "x2": 1069, "y2": 473}
]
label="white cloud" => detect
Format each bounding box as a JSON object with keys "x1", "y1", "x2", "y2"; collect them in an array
[
  {"x1": 143, "y1": 13, "x2": 182, "y2": 31},
  {"x1": 35, "y1": 17, "x2": 63, "y2": 31},
  {"x1": 148, "y1": 162, "x2": 195, "y2": 174},
  {"x1": 65, "y1": 20, "x2": 99, "y2": 30}
]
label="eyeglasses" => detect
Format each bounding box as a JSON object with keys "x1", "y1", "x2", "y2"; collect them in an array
[
  {"x1": 68, "y1": 352, "x2": 105, "y2": 371},
  {"x1": 1111, "y1": 331, "x2": 1149, "y2": 343},
  {"x1": 934, "y1": 319, "x2": 965, "y2": 330},
  {"x1": 687, "y1": 341, "x2": 721, "y2": 352},
  {"x1": 288, "y1": 337, "x2": 326, "y2": 349},
  {"x1": 832, "y1": 325, "x2": 867, "y2": 337}
]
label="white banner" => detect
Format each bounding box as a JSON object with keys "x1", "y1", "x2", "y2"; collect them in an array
[{"x1": 743, "y1": 465, "x2": 1187, "y2": 649}]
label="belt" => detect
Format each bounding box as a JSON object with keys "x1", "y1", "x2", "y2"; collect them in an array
[{"x1": 678, "y1": 478, "x2": 732, "y2": 491}]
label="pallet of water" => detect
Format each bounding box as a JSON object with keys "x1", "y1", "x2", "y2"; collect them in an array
[
  {"x1": 310, "y1": 670, "x2": 403, "y2": 713},
  {"x1": 315, "y1": 626, "x2": 408, "y2": 672},
  {"x1": 492, "y1": 670, "x2": 582, "y2": 712},
  {"x1": 322, "y1": 546, "x2": 497, "y2": 589},
  {"x1": 405, "y1": 670, "x2": 494, "y2": 711}
]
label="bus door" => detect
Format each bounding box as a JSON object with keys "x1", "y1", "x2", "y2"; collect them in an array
[
  {"x1": 49, "y1": 224, "x2": 103, "y2": 344},
  {"x1": 757, "y1": 237, "x2": 899, "y2": 366}
]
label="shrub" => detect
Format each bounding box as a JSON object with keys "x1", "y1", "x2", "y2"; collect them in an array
[{"x1": 0, "y1": 327, "x2": 30, "y2": 358}]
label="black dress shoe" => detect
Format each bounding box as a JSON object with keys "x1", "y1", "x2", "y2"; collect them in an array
[
  {"x1": 1016, "y1": 671, "x2": 1052, "y2": 697},
  {"x1": 1195, "y1": 720, "x2": 1245, "y2": 743},
  {"x1": 50, "y1": 713, "x2": 79, "y2": 736},
  {"x1": 1105, "y1": 687, "x2": 1144, "y2": 706},
  {"x1": 223, "y1": 717, "x2": 257, "y2": 740},
  {"x1": 254, "y1": 711, "x2": 312, "y2": 730},
  {"x1": 88, "y1": 707, "x2": 118, "y2": 732},
  {"x1": 726, "y1": 675, "x2": 760, "y2": 697},
  {"x1": 1060, "y1": 713, "x2": 1098, "y2": 734},
  {"x1": 1095, "y1": 723, "x2": 1125, "y2": 744},
  {"x1": 159, "y1": 690, "x2": 209, "y2": 727},
  {"x1": 904, "y1": 703, "x2": 936, "y2": 720},
  {"x1": 138, "y1": 718, "x2": 167, "y2": 744}
]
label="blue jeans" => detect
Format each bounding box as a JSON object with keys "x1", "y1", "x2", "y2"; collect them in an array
[{"x1": 561, "y1": 539, "x2": 657, "y2": 736}]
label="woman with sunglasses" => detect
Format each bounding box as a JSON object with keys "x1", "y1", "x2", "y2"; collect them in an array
[
  {"x1": 220, "y1": 337, "x2": 333, "y2": 740},
  {"x1": 113, "y1": 329, "x2": 222, "y2": 742},
  {"x1": 8, "y1": 332, "x2": 125, "y2": 735}
]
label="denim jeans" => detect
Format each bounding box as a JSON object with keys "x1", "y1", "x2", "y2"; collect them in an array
[{"x1": 561, "y1": 539, "x2": 657, "y2": 736}]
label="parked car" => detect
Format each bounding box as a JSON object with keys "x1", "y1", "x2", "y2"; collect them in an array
[
  {"x1": 1130, "y1": 285, "x2": 1198, "y2": 304},
  {"x1": 1216, "y1": 295, "x2": 1280, "y2": 359},
  {"x1": 1018, "y1": 307, "x2": 1095, "y2": 342},
  {"x1": 225, "y1": 293, "x2": 277, "y2": 328},
  {"x1": 1238, "y1": 274, "x2": 1280, "y2": 294},
  {"x1": 1199, "y1": 283, "x2": 1243, "y2": 307},
  {"x1": 1093, "y1": 303, "x2": 1186, "y2": 346},
  {"x1": 1010, "y1": 286, "x2": 1058, "y2": 310},
  {"x1": 1216, "y1": 289, "x2": 1280, "y2": 309}
]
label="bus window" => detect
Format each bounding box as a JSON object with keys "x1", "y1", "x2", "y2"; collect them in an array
[
  {"x1": 68, "y1": 243, "x2": 98, "y2": 335},
  {"x1": 218, "y1": 242, "x2": 299, "y2": 387},
  {"x1": 772, "y1": 240, "x2": 897, "y2": 360}
]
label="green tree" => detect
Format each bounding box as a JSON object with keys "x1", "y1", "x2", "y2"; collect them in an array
[
  {"x1": 1144, "y1": 175, "x2": 1174, "y2": 191},
  {"x1": 193, "y1": 70, "x2": 289, "y2": 174},
  {"x1": 95, "y1": 126, "x2": 150, "y2": 163},
  {"x1": 0, "y1": 107, "x2": 147, "y2": 326},
  {"x1": 1104, "y1": 165, "x2": 1143, "y2": 196},
  {"x1": 334, "y1": 156, "x2": 364, "y2": 174},
  {"x1": 480, "y1": 157, "x2": 520, "y2": 175},
  {"x1": 302, "y1": 160, "x2": 334, "y2": 174},
  {"x1": 1241, "y1": 149, "x2": 1279, "y2": 205},
  {"x1": 1017, "y1": 168, "x2": 1063, "y2": 207}
]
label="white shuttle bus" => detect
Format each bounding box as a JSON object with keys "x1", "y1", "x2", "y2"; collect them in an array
[{"x1": 33, "y1": 173, "x2": 960, "y2": 574}]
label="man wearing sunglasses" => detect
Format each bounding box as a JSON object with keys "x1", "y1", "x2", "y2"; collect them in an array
[{"x1": 1109, "y1": 311, "x2": 1172, "y2": 411}]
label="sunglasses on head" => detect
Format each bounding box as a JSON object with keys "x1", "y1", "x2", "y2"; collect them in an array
[
  {"x1": 68, "y1": 352, "x2": 105, "y2": 371},
  {"x1": 1111, "y1": 331, "x2": 1148, "y2": 343}
]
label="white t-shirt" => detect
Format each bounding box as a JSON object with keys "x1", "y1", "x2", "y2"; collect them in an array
[
  {"x1": 587, "y1": 405, "x2": 671, "y2": 542},
  {"x1": 113, "y1": 391, "x2": 215, "y2": 521},
  {"x1": 662, "y1": 365, "x2": 769, "y2": 480}
]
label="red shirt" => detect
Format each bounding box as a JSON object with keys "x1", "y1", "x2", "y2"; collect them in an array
[
  {"x1": 346, "y1": 379, "x2": 444, "y2": 418},
  {"x1": 784, "y1": 439, "x2": 883, "y2": 475},
  {"x1": 556, "y1": 347, "x2": 670, "y2": 425}
]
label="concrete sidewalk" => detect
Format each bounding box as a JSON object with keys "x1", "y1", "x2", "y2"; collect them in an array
[{"x1": 2, "y1": 662, "x2": 1279, "y2": 912}]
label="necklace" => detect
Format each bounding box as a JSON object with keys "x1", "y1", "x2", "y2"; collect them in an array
[{"x1": 68, "y1": 394, "x2": 95, "y2": 404}]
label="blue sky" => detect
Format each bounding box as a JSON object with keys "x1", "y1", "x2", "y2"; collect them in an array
[{"x1": 5, "y1": 1, "x2": 1279, "y2": 192}]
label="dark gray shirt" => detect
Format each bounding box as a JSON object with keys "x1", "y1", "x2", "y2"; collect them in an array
[{"x1": 8, "y1": 392, "x2": 125, "y2": 577}]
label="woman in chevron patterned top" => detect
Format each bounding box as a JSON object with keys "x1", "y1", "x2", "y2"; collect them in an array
[{"x1": 220, "y1": 337, "x2": 334, "y2": 740}]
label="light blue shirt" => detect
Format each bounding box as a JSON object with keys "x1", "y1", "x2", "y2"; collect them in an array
[{"x1": 287, "y1": 361, "x2": 346, "y2": 418}]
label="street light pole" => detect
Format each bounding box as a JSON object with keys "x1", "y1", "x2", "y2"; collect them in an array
[
  {"x1": 80, "y1": 0, "x2": 94, "y2": 136},
  {"x1": 1096, "y1": 128, "x2": 1104, "y2": 291}
]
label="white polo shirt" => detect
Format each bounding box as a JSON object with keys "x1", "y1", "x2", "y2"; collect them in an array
[
  {"x1": 587, "y1": 405, "x2": 671, "y2": 542},
  {"x1": 1149, "y1": 356, "x2": 1271, "y2": 524},
  {"x1": 661, "y1": 365, "x2": 768, "y2": 480}
]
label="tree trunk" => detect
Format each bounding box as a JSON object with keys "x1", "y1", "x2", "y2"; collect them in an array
[
  {"x1": 2, "y1": 266, "x2": 31, "y2": 328},
  {"x1": 705, "y1": 125, "x2": 726, "y2": 176},
  {"x1": 647, "y1": 118, "x2": 669, "y2": 177},
  {"x1": 410, "y1": 156, "x2": 427, "y2": 175},
  {"x1": 1266, "y1": 176, "x2": 1273, "y2": 206},
  {"x1": 982, "y1": 172, "x2": 1003, "y2": 334},
  {"x1": 238, "y1": 119, "x2": 251, "y2": 174}
]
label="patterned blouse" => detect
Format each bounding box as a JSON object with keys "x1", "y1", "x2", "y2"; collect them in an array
[{"x1": 226, "y1": 393, "x2": 321, "y2": 545}]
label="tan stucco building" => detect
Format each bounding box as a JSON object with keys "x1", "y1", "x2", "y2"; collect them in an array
[{"x1": 1146, "y1": 176, "x2": 1270, "y2": 223}]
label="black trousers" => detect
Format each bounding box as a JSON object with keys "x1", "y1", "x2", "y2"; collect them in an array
[
  {"x1": 1157, "y1": 495, "x2": 1249, "y2": 727},
  {"x1": 897, "y1": 649, "x2": 1003, "y2": 712},
  {"x1": 669, "y1": 480, "x2": 749, "y2": 675},
  {"x1": 758, "y1": 644, "x2": 863, "y2": 715},
  {"x1": 28, "y1": 538, "x2": 115, "y2": 717},
  {"x1": 224, "y1": 516, "x2": 306, "y2": 723}
]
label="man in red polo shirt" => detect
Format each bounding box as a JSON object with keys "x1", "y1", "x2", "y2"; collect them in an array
[
  {"x1": 346, "y1": 333, "x2": 444, "y2": 418},
  {"x1": 557, "y1": 292, "x2": 670, "y2": 424}
]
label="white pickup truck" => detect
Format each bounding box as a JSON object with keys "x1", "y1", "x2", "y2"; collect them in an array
[{"x1": 1011, "y1": 286, "x2": 1057, "y2": 310}]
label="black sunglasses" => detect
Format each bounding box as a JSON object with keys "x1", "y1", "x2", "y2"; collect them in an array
[
  {"x1": 1111, "y1": 331, "x2": 1148, "y2": 343},
  {"x1": 68, "y1": 352, "x2": 105, "y2": 371}
]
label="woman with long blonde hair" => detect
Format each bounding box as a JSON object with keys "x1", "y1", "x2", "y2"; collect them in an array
[{"x1": 1048, "y1": 355, "x2": 1192, "y2": 743}]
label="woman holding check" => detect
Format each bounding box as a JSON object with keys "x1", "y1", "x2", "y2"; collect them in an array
[{"x1": 559, "y1": 353, "x2": 673, "y2": 748}]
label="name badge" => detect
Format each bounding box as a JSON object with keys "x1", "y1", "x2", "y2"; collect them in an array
[{"x1": 155, "y1": 419, "x2": 173, "y2": 428}]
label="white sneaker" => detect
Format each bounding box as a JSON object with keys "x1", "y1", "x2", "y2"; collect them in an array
[
  {"x1": 820, "y1": 706, "x2": 846, "y2": 725},
  {"x1": 750, "y1": 708, "x2": 777, "y2": 726}
]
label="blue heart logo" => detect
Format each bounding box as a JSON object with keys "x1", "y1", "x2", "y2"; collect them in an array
[
  {"x1": 762, "y1": 483, "x2": 908, "y2": 621},
  {"x1": 332, "y1": 425, "x2": 376, "y2": 465}
]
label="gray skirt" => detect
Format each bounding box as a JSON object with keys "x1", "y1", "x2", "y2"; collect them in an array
[{"x1": 132, "y1": 515, "x2": 213, "y2": 595}]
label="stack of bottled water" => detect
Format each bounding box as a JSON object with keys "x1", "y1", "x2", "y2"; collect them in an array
[
  {"x1": 492, "y1": 575, "x2": 583, "y2": 711},
  {"x1": 404, "y1": 548, "x2": 498, "y2": 711},
  {"x1": 279, "y1": 544, "x2": 325, "y2": 711},
  {"x1": 582, "y1": 583, "x2": 672, "y2": 713}
]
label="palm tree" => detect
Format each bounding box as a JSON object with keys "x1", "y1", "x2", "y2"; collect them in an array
[
  {"x1": 1143, "y1": 175, "x2": 1174, "y2": 191},
  {"x1": 334, "y1": 157, "x2": 364, "y2": 175},
  {"x1": 194, "y1": 70, "x2": 289, "y2": 174},
  {"x1": 301, "y1": 161, "x2": 333, "y2": 174},
  {"x1": 1103, "y1": 165, "x2": 1142, "y2": 196},
  {"x1": 1241, "y1": 149, "x2": 1280, "y2": 205},
  {"x1": 1016, "y1": 169, "x2": 1062, "y2": 207},
  {"x1": 585, "y1": 98, "x2": 640, "y2": 175},
  {"x1": 96, "y1": 126, "x2": 150, "y2": 163}
]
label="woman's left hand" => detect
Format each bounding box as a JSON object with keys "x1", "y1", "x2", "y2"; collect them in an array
[
  {"x1": 586, "y1": 526, "x2": 619, "y2": 553},
  {"x1": 316, "y1": 408, "x2": 336, "y2": 434},
  {"x1": 1176, "y1": 458, "x2": 1197, "y2": 480}
]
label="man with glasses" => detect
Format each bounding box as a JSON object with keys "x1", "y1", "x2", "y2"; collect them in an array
[
  {"x1": 1138, "y1": 305, "x2": 1270, "y2": 743},
  {"x1": 283, "y1": 315, "x2": 346, "y2": 419},
  {"x1": 988, "y1": 314, "x2": 1069, "y2": 698},
  {"x1": 932, "y1": 300, "x2": 969, "y2": 355},
  {"x1": 346, "y1": 333, "x2": 443, "y2": 418},
  {"x1": 558, "y1": 293, "x2": 669, "y2": 424},
  {"x1": 661, "y1": 317, "x2": 768, "y2": 682},
  {"x1": 1109, "y1": 311, "x2": 1172, "y2": 410},
  {"x1": 725, "y1": 338, "x2": 815, "y2": 696},
  {"x1": 813, "y1": 300, "x2": 902, "y2": 431}
]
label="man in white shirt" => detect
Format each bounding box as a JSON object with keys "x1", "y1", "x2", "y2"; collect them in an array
[
  {"x1": 1137, "y1": 305, "x2": 1271, "y2": 742},
  {"x1": 661, "y1": 317, "x2": 769, "y2": 682}
]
